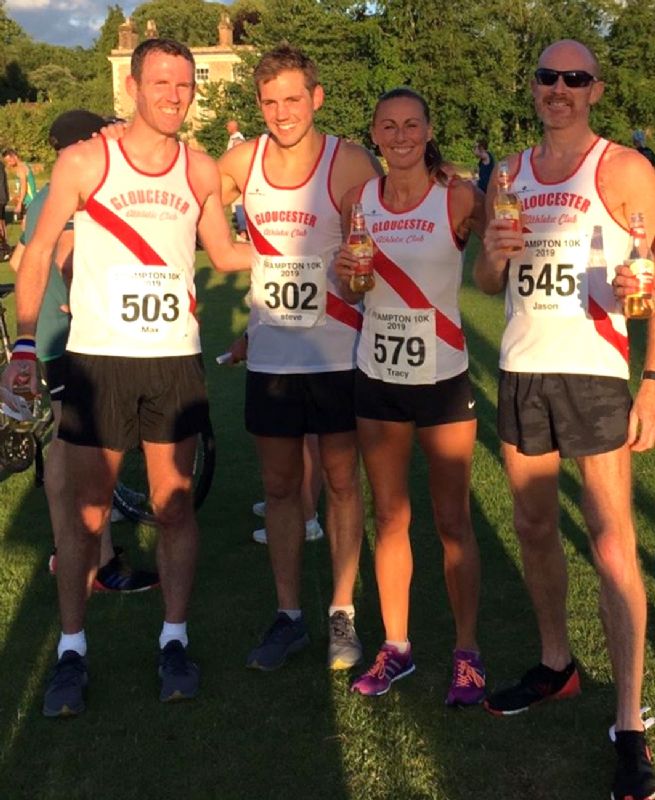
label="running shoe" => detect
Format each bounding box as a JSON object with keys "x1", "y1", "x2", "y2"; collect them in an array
[
  {"x1": 445, "y1": 649, "x2": 486, "y2": 707},
  {"x1": 351, "y1": 643, "x2": 415, "y2": 696},
  {"x1": 252, "y1": 500, "x2": 266, "y2": 517},
  {"x1": 327, "y1": 611, "x2": 363, "y2": 670},
  {"x1": 158, "y1": 640, "x2": 199, "y2": 702},
  {"x1": 42, "y1": 650, "x2": 88, "y2": 718},
  {"x1": 246, "y1": 613, "x2": 310, "y2": 671},
  {"x1": 252, "y1": 516, "x2": 324, "y2": 545},
  {"x1": 93, "y1": 554, "x2": 160, "y2": 593},
  {"x1": 484, "y1": 661, "x2": 580, "y2": 716},
  {"x1": 612, "y1": 731, "x2": 655, "y2": 800},
  {"x1": 49, "y1": 546, "x2": 157, "y2": 593}
]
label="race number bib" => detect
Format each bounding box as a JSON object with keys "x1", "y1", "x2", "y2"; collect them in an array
[
  {"x1": 259, "y1": 256, "x2": 326, "y2": 327},
  {"x1": 509, "y1": 235, "x2": 589, "y2": 317},
  {"x1": 108, "y1": 264, "x2": 188, "y2": 342},
  {"x1": 364, "y1": 307, "x2": 437, "y2": 385}
]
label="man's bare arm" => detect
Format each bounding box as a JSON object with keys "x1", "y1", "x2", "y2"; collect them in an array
[
  {"x1": 216, "y1": 140, "x2": 255, "y2": 207},
  {"x1": 190, "y1": 152, "x2": 251, "y2": 272}
]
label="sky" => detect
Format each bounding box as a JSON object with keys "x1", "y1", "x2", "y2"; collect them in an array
[{"x1": 4, "y1": 0, "x2": 226, "y2": 48}]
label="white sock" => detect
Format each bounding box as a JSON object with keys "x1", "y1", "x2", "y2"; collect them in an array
[
  {"x1": 385, "y1": 639, "x2": 410, "y2": 653},
  {"x1": 278, "y1": 609, "x2": 302, "y2": 621},
  {"x1": 160, "y1": 621, "x2": 188, "y2": 650},
  {"x1": 58, "y1": 630, "x2": 87, "y2": 659},
  {"x1": 329, "y1": 605, "x2": 355, "y2": 620}
]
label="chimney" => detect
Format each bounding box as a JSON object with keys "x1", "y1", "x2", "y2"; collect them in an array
[
  {"x1": 218, "y1": 13, "x2": 233, "y2": 47},
  {"x1": 118, "y1": 17, "x2": 139, "y2": 50}
]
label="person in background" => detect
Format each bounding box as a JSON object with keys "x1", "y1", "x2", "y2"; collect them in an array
[
  {"x1": 225, "y1": 120, "x2": 248, "y2": 241},
  {"x1": 2, "y1": 147, "x2": 37, "y2": 226},
  {"x1": 473, "y1": 138, "x2": 494, "y2": 193},
  {"x1": 632, "y1": 130, "x2": 655, "y2": 168},
  {"x1": 0, "y1": 154, "x2": 10, "y2": 259}
]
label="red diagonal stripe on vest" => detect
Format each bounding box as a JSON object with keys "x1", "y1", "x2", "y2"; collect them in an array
[
  {"x1": 246, "y1": 210, "x2": 362, "y2": 331},
  {"x1": 86, "y1": 196, "x2": 197, "y2": 317},
  {"x1": 373, "y1": 247, "x2": 465, "y2": 351},
  {"x1": 588, "y1": 296, "x2": 629, "y2": 362}
]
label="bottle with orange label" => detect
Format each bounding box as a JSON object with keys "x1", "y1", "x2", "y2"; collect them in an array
[
  {"x1": 348, "y1": 202, "x2": 375, "y2": 293},
  {"x1": 624, "y1": 212, "x2": 654, "y2": 320}
]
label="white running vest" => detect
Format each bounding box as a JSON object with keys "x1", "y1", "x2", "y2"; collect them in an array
[
  {"x1": 501, "y1": 138, "x2": 629, "y2": 378},
  {"x1": 68, "y1": 138, "x2": 201, "y2": 358},
  {"x1": 244, "y1": 134, "x2": 360, "y2": 373},
  {"x1": 358, "y1": 178, "x2": 468, "y2": 385}
]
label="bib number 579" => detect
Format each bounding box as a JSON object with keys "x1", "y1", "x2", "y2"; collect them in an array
[{"x1": 374, "y1": 333, "x2": 425, "y2": 366}]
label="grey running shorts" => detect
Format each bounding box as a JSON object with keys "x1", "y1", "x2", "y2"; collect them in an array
[{"x1": 498, "y1": 370, "x2": 631, "y2": 457}]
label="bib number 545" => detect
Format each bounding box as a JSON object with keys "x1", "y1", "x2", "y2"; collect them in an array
[{"x1": 517, "y1": 263, "x2": 575, "y2": 297}]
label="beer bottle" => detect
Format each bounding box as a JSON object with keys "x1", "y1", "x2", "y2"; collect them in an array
[
  {"x1": 348, "y1": 202, "x2": 375, "y2": 293},
  {"x1": 624, "y1": 212, "x2": 654, "y2": 320},
  {"x1": 493, "y1": 161, "x2": 521, "y2": 231}
]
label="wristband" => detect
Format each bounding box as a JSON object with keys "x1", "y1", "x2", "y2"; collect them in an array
[
  {"x1": 642, "y1": 370, "x2": 655, "y2": 380},
  {"x1": 11, "y1": 336, "x2": 37, "y2": 362}
]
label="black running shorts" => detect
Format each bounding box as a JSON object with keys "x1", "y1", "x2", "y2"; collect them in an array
[
  {"x1": 245, "y1": 369, "x2": 356, "y2": 437},
  {"x1": 355, "y1": 368, "x2": 476, "y2": 427},
  {"x1": 43, "y1": 354, "x2": 67, "y2": 399},
  {"x1": 498, "y1": 370, "x2": 631, "y2": 457},
  {"x1": 59, "y1": 353, "x2": 210, "y2": 450}
]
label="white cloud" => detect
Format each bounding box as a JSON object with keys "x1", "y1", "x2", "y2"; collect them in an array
[{"x1": 5, "y1": 0, "x2": 228, "y2": 47}]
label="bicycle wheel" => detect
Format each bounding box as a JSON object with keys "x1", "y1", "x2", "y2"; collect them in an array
[{"x1": 112, "y1": 427, "x2": 216, "y2": 526}]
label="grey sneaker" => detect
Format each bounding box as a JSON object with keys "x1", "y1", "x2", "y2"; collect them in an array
[
  {"x1": 252, "y1": 500, "x2": 266, "y2": 517},
  {"x1": 158, "y1": 640, "x2": 199, "y2": 702},
  {"x1": 253, "y1": 515, "x2": 324, "y2": 545},
  {"x1": 43, "y1": 650, "x2": 88, "y2": 717},
  {"x1": 246, "y1": 613, "x2": 310, "y2": 670},
  {"x1": 328, "y1": 611, "x2": 363, "y2": 670}
]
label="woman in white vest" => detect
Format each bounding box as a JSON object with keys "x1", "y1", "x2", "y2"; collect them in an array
[{"x1": 335, "y1": 87, "x2": 486, "y2": 703}]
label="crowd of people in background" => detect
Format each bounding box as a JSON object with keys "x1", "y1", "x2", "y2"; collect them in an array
[{"x1": 2, "y1": 32, "x2": 655, "y2": 800}]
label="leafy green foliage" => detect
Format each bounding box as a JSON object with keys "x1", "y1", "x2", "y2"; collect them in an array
[{"x1": 132, "y1": 0, "x2": 226, "y2": 46}]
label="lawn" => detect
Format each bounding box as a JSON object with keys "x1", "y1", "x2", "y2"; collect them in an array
[{"x1": 0, "y1": 241, "x2": 654, "y2": 800}]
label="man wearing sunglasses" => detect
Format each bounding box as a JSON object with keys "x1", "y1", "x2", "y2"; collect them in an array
[{"x1": 475, "y1": 39, "x2": 655, "y2": 800}]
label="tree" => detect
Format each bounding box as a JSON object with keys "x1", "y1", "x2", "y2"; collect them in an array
[
  {"x1": 132, "y1": 0, "x2": 226, "y2": 46},
  {"x1": 29, "y1": 64, "x2": 77, "y2": 102}
]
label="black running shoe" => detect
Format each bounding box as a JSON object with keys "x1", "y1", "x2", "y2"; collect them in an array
[
  {"x1": 42, "y1": 650, "x2": 88, "y2": 718},
  {"x1": 158, "y1": 640, "x2": 199, "y2": 702},
  {"x1": 612, "y1": 731, "x2": 655, "y2": 800},
  {"x1": 93, "y1": 554, "x2": 159, "y2": 593},
  {"x1": 484, "y1": 661, "x2": 580, "y2": 716}
]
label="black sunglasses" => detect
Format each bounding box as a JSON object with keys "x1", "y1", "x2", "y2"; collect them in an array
[{"x1": 534, "y1": 68, "x2": 598, "y2": 88}]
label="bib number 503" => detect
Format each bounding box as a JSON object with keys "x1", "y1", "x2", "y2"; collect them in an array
[
  {"x1": 121, "y1": 293, "x2": 180, "y2": 323},
  {"x1": 374, "y1": 333, "x2": 425, "y2": 366},
  {"x1": 518, "y1": 263, "x2": 575, "y2": 297}
]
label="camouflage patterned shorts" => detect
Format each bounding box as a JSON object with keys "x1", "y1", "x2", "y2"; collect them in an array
[{"x1": 497, "y1": 370, "x2": 632, "y2": 457}]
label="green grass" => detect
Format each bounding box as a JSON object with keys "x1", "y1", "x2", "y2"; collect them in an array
[{"x1": 0, "y1": 243, "x2": 654, "y2": 799}]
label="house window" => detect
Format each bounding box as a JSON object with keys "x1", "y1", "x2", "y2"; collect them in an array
[{"x1": 196, "y1": 66, "x2": 210, "y2": 83}]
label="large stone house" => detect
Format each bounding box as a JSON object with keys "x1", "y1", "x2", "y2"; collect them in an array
[{"x1": 107, "y1": 14, "x2": 245, "y2": 129}]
